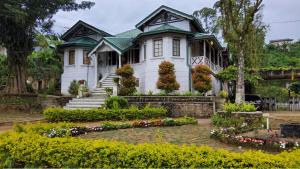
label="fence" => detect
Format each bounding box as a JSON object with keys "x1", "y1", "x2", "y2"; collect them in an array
[{"x1": 262, "y1": 97, "x2": 300, "y2": 111}]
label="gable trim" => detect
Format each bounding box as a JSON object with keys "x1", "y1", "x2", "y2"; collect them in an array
[
  {"x1": 61, "y1": 20, "x2": 112, "y2": 41},
  {"x1": 88, "y1": 39, "x2": 122, "y2": 57}
]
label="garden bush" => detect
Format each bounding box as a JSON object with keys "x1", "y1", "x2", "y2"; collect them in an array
[
  {"x1": 116, "y1": 64, "x2": 137, "y2": 96},
  {"x1": 43, "y1": 106, "x2": 168, "y2": 122},
  {"x1": 192, "y1": 65, "x2": 212, "y2": 94},
  {"x1": 157, "y1": 61, "x2": 180, "y2": 94},
  {"x1": 105, "y1": 96, "x2": 128, "y2": 109},
  {"x1": 0, "y1": 132, "x2": 300, "y2": 168},
  {"x1": 224, "y1": 103, "x2": 256, "y2": 113},
  {"x1": 68, "y1": 80, "x2": 79, "y2": 96}
]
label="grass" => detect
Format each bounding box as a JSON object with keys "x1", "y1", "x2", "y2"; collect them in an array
[
  {"x1": 0, "y1": 111, "x2": 43, "y2": 123},
  {"x1": 78, "y1": 122, "x2": 245, "y2": 152}
]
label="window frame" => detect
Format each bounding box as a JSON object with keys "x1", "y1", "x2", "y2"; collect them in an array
[
  {"x1": 153, "y1": 38, "x2": 163, "y2": 57},
  {"x1": 83, "y1": 50, "x2": 91, "y2": 65},
  {"x1": 68, "y1": 50, "x2": 75, "y2": 65},
  {"x1": 172, "y1": 38, "x2": 181, "y2": 57}
]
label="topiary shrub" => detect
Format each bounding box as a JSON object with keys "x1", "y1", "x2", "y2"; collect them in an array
[
  {"x1": 105, "y1": 96, "x2": 128, "y2": 109},
  {"x1": 116, "y1": 64, "x2": 137, "y2": 96},
  {"x1": 68, "y1": 80, "x2": 79, "y2": 96},
  {"x1": 156, "y1": 61, "x2": 180, "y2": 94},
  {"x1": 192, "y1": 65, "x2": 212, "y2": 94}
]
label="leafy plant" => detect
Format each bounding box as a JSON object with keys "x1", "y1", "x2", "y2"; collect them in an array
[
  {"x1": 219, "y1": 90, "x2": 228, "y2": 98},
  {"x1": 192, "y1": 65, "x2": 212, "y2": 94},
  {"x1": 105, "y1": 87, "x2": 113, "y2": 96},
  {"x1": 289, "y1": 81, "x2": 300, "y2": 95},
  {"x1": 68, "y1": 80, "x2": 79, "y2": 96},
  {"x1": 224, "y1": 103, "x2": 256, "y2": 113},
  {"x1": 105, "y1": 96, "x2": 128, "y2": 109},
  {"x1": 156, "y1": 61, "x2": 180, "y2": 94},
  {"x1": 116, "y1": 64, "x2": 137, "y2": 96}
]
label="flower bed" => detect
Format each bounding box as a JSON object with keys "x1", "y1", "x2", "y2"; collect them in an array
[
  {"x1": 43, "y1": 105, "x2": 167, "y2": 122},
  {"x1": 15, "y1": 117, "x2": 198, "y2": 138},
  {"x1": 211, "y1": 128, "x2": 300, "y2": 152}
]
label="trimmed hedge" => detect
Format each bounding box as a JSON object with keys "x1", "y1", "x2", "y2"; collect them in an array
[
  {"x1": 43, "y1": 106, "x2": 168, "y2": 122},
  {"x1": 0, "y1": 133, "x2": 300, "y2": 168}
]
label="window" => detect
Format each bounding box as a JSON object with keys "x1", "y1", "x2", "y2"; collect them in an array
[
  {"x1": 69, "y1": 50, "x2": 75, "y2": 65},
  {"x1": 173, "y1": 39, "x2": 180, "y2": 56},
  {"x1": 153, "y1": 39, "x2": 163, "y2": 57},
  {"x1": 83, "y1": 50, "x2": 90, "y2": 65}
]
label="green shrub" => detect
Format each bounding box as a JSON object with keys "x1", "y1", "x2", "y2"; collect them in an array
[
  {"x1": 68, "y1": 80, "x2": 79, "y2": 96},
  {"x1": 0, "y1": 132, "x2": 300, "y2": 168},
  {"x1": 211, "y1": 114, "x2": 243, "y2": 127},
  {"x1": 224, "y1": 103, "x2": 256, "y2": 113},
  {"x1": 105, "y1": 96, "x2": 128, "y2": 109},
  {"x1": 219, "y1": 90, "x2": 228, "y2": 98},
  {"x1": 43, "y1": 106, "x2": 168, "y2": 122}
]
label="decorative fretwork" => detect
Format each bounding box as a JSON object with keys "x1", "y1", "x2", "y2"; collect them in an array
[
  {"x1": 149, "y1": 11, "x2": 182, "y2": 26},
  {"x1": 68, "y1": 25, "x2": 97, "y2": 39},
  {"x1": 191, "y1": 56, "x2": 222, "y2": 73}
]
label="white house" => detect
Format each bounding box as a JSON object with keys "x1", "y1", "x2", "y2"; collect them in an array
[{"x1": 60, "y1": 5, "x2": 228, "y2": 96}]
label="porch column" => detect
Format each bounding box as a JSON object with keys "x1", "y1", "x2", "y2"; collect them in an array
[
  {"x1": 118, "y1": 53, "x2": 122, "y2": 68},
  {"x1": 203, "y1": 40, "x2": 206, "y2": 58},
  {"x1": 94, "y1": 53, "x2": 98, "y2": 88}
]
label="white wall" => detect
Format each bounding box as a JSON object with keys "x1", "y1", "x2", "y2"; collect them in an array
[
  {"x1": 137, "y1": 34, "x2": 190, "y2": 94},
  {"x1": 61, "y1": 47, "x2": 96, "y2": 95}
]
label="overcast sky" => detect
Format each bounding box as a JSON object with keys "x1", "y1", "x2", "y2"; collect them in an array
[{"x1": 52, "y1": 0, "x2": 300, "y2": 42}]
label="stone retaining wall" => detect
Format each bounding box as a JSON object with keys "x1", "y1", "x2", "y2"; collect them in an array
[{"x1": 124, "y1": 96, "x2": 216, "y2": 118}]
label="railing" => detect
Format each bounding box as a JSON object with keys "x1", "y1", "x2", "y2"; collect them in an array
[
  {"x1": 260, "y1": 69, "x2": 300, "y2": 80},
  {"x1": 191, "y1": 56, "x2": 222, "y2": 73}
]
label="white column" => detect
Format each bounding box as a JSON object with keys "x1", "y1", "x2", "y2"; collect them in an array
[
  {"x1": 94, "y1": 53, "x2": 98, "y2": 88},
  {"x1": 118, "y1": 53, "x2": 122, "y2": 68},
  {"x1": 203, "y1": 40, "x2": 206, "y2": 57}
]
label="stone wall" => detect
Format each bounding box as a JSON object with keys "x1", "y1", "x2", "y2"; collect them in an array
[{"x1": 124, "y1": 96, "x2": 216, "y2": 118}]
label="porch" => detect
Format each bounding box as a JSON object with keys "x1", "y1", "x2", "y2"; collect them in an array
[{"x1": 190, "y1": 37, "x2": 224, "y2": 73}]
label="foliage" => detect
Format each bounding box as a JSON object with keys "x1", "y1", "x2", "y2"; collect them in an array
[
  {"x1": 104, "y1": 87, "x2": 113, "y2": 96},
  {"x1": 192, "y1": 65, "x2": 212, "y2": 94},
  {"x1": 0, "y1": 54, "x2": 8, "y2": 87},
  {"x1": 289, "y1": 81, "x2": 300, "y2": 95},
  {"x1": 68, "y1": 80, "x2": 79, "y2": 96},
  {"x1": 43, "y1": 105, "x2": 168, "y2": 122},
  {"x1": 1, "y1": 133, "x2": 300, "y2": 168},
  {"x1": 256, "y1": 85, "x2": 290, "y2": 102},
  {"x1": 104, "y1": 96, "x2": 128, "y2": 109},
  {"x1": 157, "y1": 61, "x2": 180, "y2": 94},
  {"x1": 211, "y1": 114, "x2": 243, "y2": 128},
  {"x1": 219, "y1": 90, "x2": 228, "y2": 98},
  {"x1": 216, "y1": 66, "x2": 262, "y2": 86},
  {"x1": 193, "y1": 7, "x2": 218, "y2": 33},
  {"x1": 260, "y1": 43, "x2": 300, "y2": 68},
  {"x1": 116, "y1": 64, "x2": 137, "y2": 96},
  {"x1": 0, "y1": 0, "x2": 94, "y2": 94},
  {"x1": 224, "y1": 103, "x2": 257, "y2": 113}
]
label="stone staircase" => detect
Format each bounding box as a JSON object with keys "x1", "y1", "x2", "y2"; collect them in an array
[{"x1": 63, "y1": 74, "x2": 118, "y2": 109}]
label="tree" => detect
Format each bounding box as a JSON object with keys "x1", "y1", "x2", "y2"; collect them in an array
[
  {"x1": 194, "y1": 0, "x2": 265, "y2": 104},
  {"x1": 193, "y1": 7, "x2": 218, "y2": 33},
  {"x1": 192, "y1": 65, "x2": 212, "y2": 94},
  {"x1": 116, "y1": 64, "x2": 137, "y2": 96},
  {"x1": 289, "y1": 81, "x2": 300, "y2": 95},
  {"x1": 157, "y1": 61, "x2": 180, "y2": 94},
  {"x1": 0, "y1": 0, "x2": 94, "y2": 94}
]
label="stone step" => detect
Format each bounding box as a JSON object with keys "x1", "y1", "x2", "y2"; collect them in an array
[
  {"x1": 91, "y1": 93, "x2": 108, "y2": 96},
  {"x1": 64, "y1": 107, "x2": 96, "y2": 110},
  {"x1": 68, "y1": 101, "x2": 104, "y2": 105},
  {"x1": 71, "y1": 98, "x2": 106, "y2": 102},
  {"x1": 64, "y1": 104, "x2": 101, "y2": 108}
]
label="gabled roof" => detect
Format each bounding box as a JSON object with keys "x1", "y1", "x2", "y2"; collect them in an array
[
  {"x1": 135, "y1": 5, "x2": 205, "y2": 32},
  {"x1": 194, "y1": 33, "x2": 223, "y2": 49},
  {"x1": 134, "y1": 24, "x2": 193, "y2": 40},
  {"x1": 61, "y1": 20, "x2": 112, "y2": 40},
  {"x1": 88, "y1": 37, "x2": 134, "y2": 55},
  {"x1": 59, "y1": 37, "x2": 98, "y2": 49}
]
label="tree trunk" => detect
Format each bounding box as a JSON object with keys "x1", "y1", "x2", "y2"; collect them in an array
[
  {"x1": 4, "y1": 49, "x2": 27, "y2": 94},
  {"x1": 235, "y1": 49, "x2": 245, "y2": 104}
]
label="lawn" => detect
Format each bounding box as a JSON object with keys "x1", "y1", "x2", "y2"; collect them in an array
[
  {"x1": 0, "y1": 111, "x2": 43, "y2": 123},
  {"x1": 78, "y1": 120, "x2": 245, "y2": 152}
]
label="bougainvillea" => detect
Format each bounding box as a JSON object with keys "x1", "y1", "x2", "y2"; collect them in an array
[
  {"x1": 116, "y1": 64, "x2": 137, "y2": 96},
  {"x1": 192, "y1": 65, "x2": 212, "y2": 94},
  {"x1": 156, "y1": 61, "x2": 180, "y2": 93}
]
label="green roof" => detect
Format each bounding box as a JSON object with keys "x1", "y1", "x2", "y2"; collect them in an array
[
  {"x1": 59, "y1": 37, "x2": 98, "y2": 48},
  {"x1": 134, "y1": 24, "x2": 193, "y2": 40},
  {"x1": 135, "y1": 5, "x2": 205, "y2": 33},
  {"x1": 103, "y1": 37, "x2": 133, "y2": 53},
  {"x1": 115, "y1": 29, "x2": 142, "y2": 38},
  {"x1": 194, "y1": 33, "x2": 223, "y2": 49}
]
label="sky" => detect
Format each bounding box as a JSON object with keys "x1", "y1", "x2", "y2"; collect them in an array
[{"x1": 52, "y1": 0, "x2": 300, "y2": 42}]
